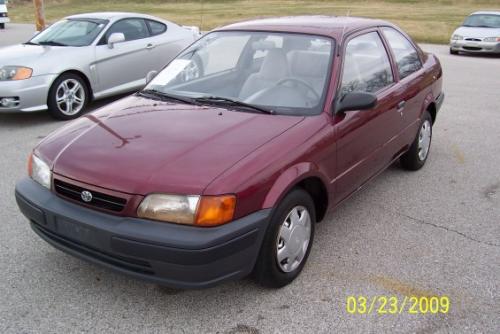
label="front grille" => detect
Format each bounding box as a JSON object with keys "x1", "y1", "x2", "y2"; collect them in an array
[
  {"x1": 463, "y1": 46, "x2": 482, "y2": 51},
  {"x1": 32, "y1": 222, "x2": 154, "y2": 275},
  {"x1": 465, "y1": 38, "x2": 481, "y2": 41},
  {"x1": 54, "y1": 179, "x2": 127, "y2": 212}
]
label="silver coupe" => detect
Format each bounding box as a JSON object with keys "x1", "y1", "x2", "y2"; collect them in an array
[{"x1": 0, "y1": 12, "x2": 200, "y2": 119}]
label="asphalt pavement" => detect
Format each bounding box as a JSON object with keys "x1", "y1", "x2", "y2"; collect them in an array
[{"x1": 0, "y1": 25, "x2": 499, "y2": 334}]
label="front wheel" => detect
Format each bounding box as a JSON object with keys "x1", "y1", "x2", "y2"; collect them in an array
[
  {"x1": 0, "y1": 23, "x2": 5, "y2": 30},
  {"x1": 47, "y1": 73, "x2": 89, "y2": 120},
  {"x1": 253, "y1": 188, "x2": 315, "y2": 288},
  {"x1": 400, "y1": 111, "x2": 433, "y2": 171},
  {"x1": 450, "y1": 48, "x2": 459, "y2": 55}
]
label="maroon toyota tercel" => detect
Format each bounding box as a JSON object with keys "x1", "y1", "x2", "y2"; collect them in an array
[{"x1": 15, "y1": 16, "x2": 444, "y2": 288}]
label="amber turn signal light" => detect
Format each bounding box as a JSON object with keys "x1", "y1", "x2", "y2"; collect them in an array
[
  {"x1": 27, "y1": 152, "x2": 33, "y2": 177},
  {"x1": 195, "y1": 195, "x2": 236, "y2": 227}
]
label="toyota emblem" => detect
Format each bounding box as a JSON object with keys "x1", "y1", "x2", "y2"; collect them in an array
[{"x1": 81, "y1": 190, "x2": 93, "y2": 203}]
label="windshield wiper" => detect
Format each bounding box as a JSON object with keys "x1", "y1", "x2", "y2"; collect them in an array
[
  {"x1": 38, "y1": 41, "x2": 68, "y2": 46},
  {"x1": 194, "y1": 96, "x2": 274, "y2": 114},
  {"x1": 24, "y1": 41, "x2": 39, "y2": 45},
  {"x1": 138, "y1": 89, "x2": 198, "y2": 105}
]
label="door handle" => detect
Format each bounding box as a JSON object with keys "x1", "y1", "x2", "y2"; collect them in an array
[
  {"x1": 397, "y1": 100, "x2": 406, "y2": 112},
  {"x1": 146, "y1": 43, "x2": 155, "y2": 49}
]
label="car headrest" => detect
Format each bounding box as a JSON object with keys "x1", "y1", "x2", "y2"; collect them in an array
[
  {"x1": 259, "y1": 49, "x2": 288, "y2": 80},
  {"x1": 289, "y1": 51, "x2": 330, "y2": 77}
]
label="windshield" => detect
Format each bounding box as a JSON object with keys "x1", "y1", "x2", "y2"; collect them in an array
[
  {"x1": 145, "y1": 31, "x2": 334, "y2": 116},
  {"x1": 0, "y1": 0, "x2": 5, "y2": 5},
  {"x1": 30, "y1": 18, "x2": 108, "y2": 47},
  {"x1": 463, "y1": 14, "x2": 500, "y2": 28}
]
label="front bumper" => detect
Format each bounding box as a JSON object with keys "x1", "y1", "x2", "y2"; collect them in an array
[
  {"x1": 0, "y1": 17, "x2": 9, "y2": 24},
  {"x1": 0, "y1": 74, "x2": 57, "y2": 112},
  {"x1": 15, "y1": 178, "x2": 271, "y2": 288},
  {"x1": 450, "y1": 40, "x2": 500, "y2": 54}
]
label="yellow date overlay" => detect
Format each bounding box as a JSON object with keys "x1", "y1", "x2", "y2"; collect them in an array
[{"x1": 346, "y1": 296, "x2": 450, "y2": 315}]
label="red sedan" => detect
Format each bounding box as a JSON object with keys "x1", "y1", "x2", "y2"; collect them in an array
[{"x1": 16, "y1": 16, "x2": 444, "y2": 288}]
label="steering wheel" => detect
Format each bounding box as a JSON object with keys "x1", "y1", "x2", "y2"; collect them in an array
[{"x1": 275, "y1": 78, "x2": 320, "y2": 101}]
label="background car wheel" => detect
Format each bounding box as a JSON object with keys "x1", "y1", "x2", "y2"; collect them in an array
[
  {"x1": 400, "y1": 110, "x2": 433, "y2": 171},
  {"x1": 450, "y1": 48, "x2": 459, "y2": 55},
  {"x1": 0, "y1": 23, "x2": 5, "y2": 29},
  {"x1": 253, "y1": 188, "x2": 315, "y2": 288},
  {"x1": 47, "y1": 73, "x2": 89, "y2": 120},
  {"x1": 181, "y1": 54, "x2": 204, "y2": 82}
]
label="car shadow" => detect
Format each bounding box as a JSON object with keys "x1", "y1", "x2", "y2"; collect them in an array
[{"x1": 0, "y1": 94, "x2": 127, "y2": 127}]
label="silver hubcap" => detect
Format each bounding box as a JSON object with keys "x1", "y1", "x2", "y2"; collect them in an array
[
  {"x1": 276, "y1": 206, "x2": 312, "y2": 273},
  {"x1": 56, "y1": 79, "x2": 85, "y2": 116},
  {"x1": 418, "y1": 120, "x2": 432, "y2": 161}
]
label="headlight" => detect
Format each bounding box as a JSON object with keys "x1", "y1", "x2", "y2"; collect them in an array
[
  {"x1": 137, "y1": 194, "x2": 236, "y2": 227},
  {"x1": 0, "y1": 66, "x2": 33, "y2": 81},
  {"x1": 451, "y1": 34, "x2": 463, "y2": 41},
  {"x1": 484, "y1": 37, "x2": 500, "y2": 42},
  {"x1": 28, "y1": 153, "x2": 52, "y2": 189}
]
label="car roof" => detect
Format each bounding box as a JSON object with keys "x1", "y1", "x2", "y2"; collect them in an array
[
  {"x1": 470, "y1": 11, "x2": 500, "y2": 16},
  {"x1": 217, "y1": 16, "x2": 393, "y2": 38},
  {"x1": 66, "y1": 12, "x2": 162, "y2": 21}
]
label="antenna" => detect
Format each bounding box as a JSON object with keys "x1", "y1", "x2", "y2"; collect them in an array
[
  {"x1": 200, "y1": 0, "x2": 204, "y2": 31},
  {"x1": 338, "y1": 10, "x2": 350, "y2": 56},
  {"x1": 341, "y1": 11, "x2": 350, "y2": 36}
]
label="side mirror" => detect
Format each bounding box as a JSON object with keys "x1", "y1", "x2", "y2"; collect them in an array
[
  {"x1": 107, "y1": 33, "x2": 125, "y2": 49},
  {"x1": 335, "y1": 92, "x2": 377, "y2": 114},
  {"x1": 146, "y1": 70, "x2": 158, "y2": 84}
]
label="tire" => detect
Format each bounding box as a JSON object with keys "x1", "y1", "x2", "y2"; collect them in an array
[
  {"x1": 450, "y1": 48, "x2": 459, "y2": 55},
  {"x1": 180, "y1": 54, "x2": 204, "y2": 82},
  {"x1": 47, "y1": 73, "x2": 89, "y2": 120},
  {"x1": 400, "y1": 110, "x2": 433, "y2": 171},
  {"x1": 253, "y1": 188, "x2": 315, "y2": 288},
  {"x1": 0, "y1": 23, "x2": 5, "y2": 30}
]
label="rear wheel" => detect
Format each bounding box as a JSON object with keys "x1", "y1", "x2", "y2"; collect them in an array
[
  {"x1": 47, "y1": 73, "x2": 89, "y2": 120},
  {"x1": 253, "y1": 188, "x2": 315, "y2": 288},
  {"x1": 400, "y1": 111, "x2": 433, "y2": 171}
]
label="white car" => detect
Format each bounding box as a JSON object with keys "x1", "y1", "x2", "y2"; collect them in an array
[
  {"x1": 0, "y1": 0, "x2": 9, "y2": 29},
  {"x1": 0, "y1": 12, "x2": 200, "y2": 119},
  {"x1": 450, "y1": 11, "x2": 500, "y2": 55}
]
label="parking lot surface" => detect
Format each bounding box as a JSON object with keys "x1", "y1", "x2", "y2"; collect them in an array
[{"x1": 1, "y1": 28, "x2": 499, "y2": 333}]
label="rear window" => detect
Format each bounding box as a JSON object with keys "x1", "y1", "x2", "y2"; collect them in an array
[{"x1": 147, "y1": 20, "x2": 167, "y2": 36}]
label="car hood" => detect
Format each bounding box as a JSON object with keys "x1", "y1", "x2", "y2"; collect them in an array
[
  {"x1": 0, "y1": 44, "x2": 76, "y2": 71},
  {"x1": 453, "y1": 26, "x2": 500, "y2": 39},
  {"x1": 40, "y1": 95, "x2": 304, "y2": 195}
]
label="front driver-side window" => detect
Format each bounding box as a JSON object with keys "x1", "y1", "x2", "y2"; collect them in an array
[
  {"x1": 382, "y1": 27, "x2": 422, "y2": 80},
  {"x1": 101, "y1": 18, "x2": 149, "y2": 44},
  {"x1": 341, "y1": 32, "x2": 394, "y2": 96}
]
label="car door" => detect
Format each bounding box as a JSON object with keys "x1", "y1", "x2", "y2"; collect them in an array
[
  {"x1": 94, "y1": 18, "x2": 152, "y2": 97},
  {"x1": 333, "y1": 30, "x2": 405, "y2": 203},
  {"x1": 143, "y1": 19, "x2": 191, "y2": 74},
  {"x1": 381, "y1": 27, "x2": 426, "y2": 146}
]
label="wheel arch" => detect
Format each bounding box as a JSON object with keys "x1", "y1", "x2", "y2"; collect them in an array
[
  {"x1": 49, "y1": 70, "x2": 94, "y2": 102},
  {"x1": 262, "y1": 162, "x2": 330, "y2": 222},
  {"x1": 421, "y1": 92, "x2": 437, "y2": 124}
]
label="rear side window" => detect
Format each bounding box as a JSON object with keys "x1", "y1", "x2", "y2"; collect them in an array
[
  {"x1": 341, "y1": 31, "x2": 394, "y2": 96},
  {"x1": 147, "y1": 20, "x2": 167, "y2": 36},
  {"x1": 382, "y1": 27, "x2": 422, "y2": 80}
]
